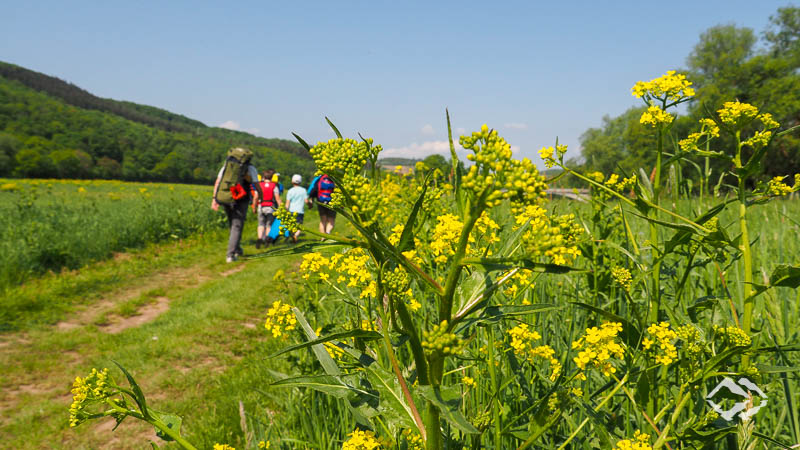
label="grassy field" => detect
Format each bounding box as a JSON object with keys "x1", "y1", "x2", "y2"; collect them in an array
[
  {"x1": 0, "y1": 181, "x2": 337, "y2": 448},
  {"x1": 0, "y1": 179, "x2": 224, "y2": 298}
]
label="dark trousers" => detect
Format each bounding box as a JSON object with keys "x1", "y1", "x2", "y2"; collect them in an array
[{"x1": 223, "y1": 200, "x2": 249, "y2": 257}]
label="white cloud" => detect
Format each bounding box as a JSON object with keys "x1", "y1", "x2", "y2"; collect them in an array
[
  {"x1": 218, "y1": 120, "x2": 260, "y2": 135},
  {"x1": 383, "y1": 140, "x2": 469, "y2": 160},
  {"x1": 421, "y1": 124, "x2": 435, "y2": 135},
  {"x1": 504, "y1": 122, "x2": 528, "y2": 130},
  {"x1": 219, "y1": 120, "x2": 241, "y2": 130}
]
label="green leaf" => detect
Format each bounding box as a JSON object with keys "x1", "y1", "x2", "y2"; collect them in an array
[
  {"x1": 270, "y1": 374, "x2": 375, "y2": 399},
  {"x1": 112, "y1": 361, "x2": 149, "y2": 419},
  {"x1": 247, "y1": 241, "x2": 349, "y2": 259},
  {"x1": 463, "y1": 257, "x2": 579, "y2": 274},
  {"x1": 325, "y1": 116, "x2": 343, "y2": 139},
  {"x1": 459, "y1": 304, "x2": 561, "y2": 331},
  {"x1": 269, "y1": 330, "x2": 382, "y2": 358},
  {"x1": 418, "y1": 386, "x2": 480, "y2": 434},
  {"x1": 291, "y1": 132, "x2": 311, "y2": 151},
  {"x1": 152, "y1": 412, "x2": 182, "y2": 442},
  {"x1": 292, "y1": 308, "x2": 341, "y2": 376},
  {"x1": 397, "y1": 172, "x2": 432, "y2": 253},
  {"x1": 770, "y1": 264, "x2": 800, "y2": 288}
]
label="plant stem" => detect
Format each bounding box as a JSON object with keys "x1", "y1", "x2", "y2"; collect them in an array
[
  {"x1": 738, "y1": 176, "x2": 754, "y2": 369},
  {"x1": 488, "y1": 326, "x2": 502, "y2": 447}
]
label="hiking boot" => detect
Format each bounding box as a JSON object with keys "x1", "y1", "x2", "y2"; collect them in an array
[
  {"x1": 226, "y1": 255, "x2": 237, "y2": 263},
  {"x1": 255, "y1": 239, "x2": 262, "y2": 249}
]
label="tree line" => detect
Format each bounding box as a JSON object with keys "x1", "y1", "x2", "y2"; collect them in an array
[
  {"x1": 0, "y1": 62, "x2": 315, "y2": 183},
  {"x1": 579, "y1": 6, "x2": 800, "y2": 184}
]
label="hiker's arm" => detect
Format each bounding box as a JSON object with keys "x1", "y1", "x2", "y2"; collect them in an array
[
  {"x1": 275, "y1": 186, "x2": 282, "y2": 207},
  {"x1": 211, "y1": 176, "x2": 221, "y2": 211}
]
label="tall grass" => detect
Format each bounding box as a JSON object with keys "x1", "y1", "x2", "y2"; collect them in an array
[{"x1": 0, "y1": 178, "x2": 224, "y2": 291}]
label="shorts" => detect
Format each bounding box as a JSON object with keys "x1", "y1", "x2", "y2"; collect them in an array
[
  {"x1": 258, "y1": 209, "x2": 275, "y2": 228},
  {"x1": 294, "y1": 213, "x2": 304, "y2": 224},
  {"x1": 318, "y1": 203, "x2": 336, "y2": 220}
]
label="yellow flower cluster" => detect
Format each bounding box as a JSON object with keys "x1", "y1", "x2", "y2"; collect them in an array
[
  {"x1": 713, "y1": 325, "x2": 752, "y2": 347},
  {"x1": 642, "y1": 322, "x2": 677, "y2": 365},
  {"x1": 605, "y1": 174, "x2": 637, "y2": 192},
  {"x1": 301, "y1": 249, "x2": 377, "y2": 299},
  {"x1": 430, "y1": 214, "x2": 465, "y2": 263},
  {"x1": 611, "y1": 267, "x2": 632, "y2": 291},
  {"x1": 460, "y1": 125, "x2": 548, "y2": 209},
  {"x1": 717, "y1": 101, "x2": 759, "y2": 128},
  {"x1": 502, "y1": 269, "x2": 533, "y2": 300},
  {"x1": 639, "y1": 105, "x2": 674, "y2": 127},
  {"x1": 275, "y1": 207, "x2": 300, "y2": 234},
  {"x1": 538, "y1": 144, "x2": 566, "y2": 169},
  {"x1": 330, "y1": 173, "x2": 389, "y2": 227},
  {"x1": 613, "y1": 430, "x2": 652, "y2": 450},
  {"x1": 422, "y1": 320, "x2": 463, "y2": 356},
  {"x1": 264, "y1": 300, "x2": 297, "y2": 339},
  {"x1": 631, "y1": 71, "x2": 695, "y2": 101},
  {"x1": 742, "y1": 130, "x2": 772, "y2": 150},
  {"x1": 213, "y1": 445, "x2": 235, "y2": 450},
  {"x1": 342, "y1": 429, "x2": 382, "y2": 449},
  {"x1": 767, "y1": 176, "x2": 794, "y2": 196},
  {"x1": 69, "y1": 368, "x2": 115, "y2": 427},
  {"x1": 515, "y1": 205, "x2": 582, "y2": 265},
  {"x1": 508, "y1": 324, "x2": 561, "y2": 380},
  {"x1": 258, "y1": 441, "x2": 271, "y2": 449},
  {"x1": 675, "y1": 324, "x2": 706, "y2": 361},
  {"x1": 474, "y1": 212, "x2": 501, "y2": 247},
  {"x1": 383, "y1": 266, "x2": 421, "y2": 312},
  {"x1": 462, "y1": 375, "x2": 475, "y2": 387},
  {"x1": 309, "y1": 138, "x2": 381, "y2": 176},
  {"x1": 401, "y1": 429, "x2": 424, "y2": 450},
  {"x1": 572, "y1": 322, "x2": 624, "y2": 377}
]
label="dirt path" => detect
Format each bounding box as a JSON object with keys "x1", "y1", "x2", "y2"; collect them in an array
[{"x1": 0, "y1": 250, "x2": 272, "y2": 449}]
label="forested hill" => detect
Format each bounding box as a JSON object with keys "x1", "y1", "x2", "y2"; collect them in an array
[{"x1": 0, "y1": 61, "x2": 314, "y2": 183}]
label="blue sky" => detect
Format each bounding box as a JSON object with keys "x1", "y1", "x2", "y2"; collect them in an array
[{"x1": 1, "y1": 1, "x2": 791, "y2": 163}]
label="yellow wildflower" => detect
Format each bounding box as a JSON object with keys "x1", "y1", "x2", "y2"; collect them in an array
[
  {"x1": 572, "y1": 322, "x2": 625, "y2": 376},
  {"x1": 631, "y1": 70, "x2": 694, "y2": 101},
  {"x1": 213, "y1": 445, "x2": 235, "y2": 450},
  {"x1": 611, "y1": 267, "x2": 632, "y2": 291},
  {"x1": 767, "y1": 176, "x2": 793, "y2": 196},
  {"x1": 644, "y1": 322, "x2": 677, "y2": 365},
  {"x1": 639, "y1": 106, "x2": 674, "y2": 127},
  {"x1": 539, "y1": 146, "x2": 556, "y2": 168},
  {"x1": 614, "y1": 430, "x2": 652, "y2": 450},
  {"x1": 717, "y1": 101, "x2": 759, "y2": 128},
  {"x1": 264, "y1": 300, "x2": 297, "y2": 339},
  {"x1": 342, "y1": 429, "x2": 382, "y2": 449},
  {"x1": 462, "y1": 376, "x2": 475, "y2": 387}
]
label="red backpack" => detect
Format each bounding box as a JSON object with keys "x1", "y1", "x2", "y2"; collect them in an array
[{"x1": 259, "y1": 181, "x2": 277, "y2": 207}]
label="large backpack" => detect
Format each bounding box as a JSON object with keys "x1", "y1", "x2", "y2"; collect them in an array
[
  {"x1": 215, "y1": 147, "x2": 254, "y2": 205},
  {"x1": 317, "y1": 174, "x2": 335, "y2": 204}
]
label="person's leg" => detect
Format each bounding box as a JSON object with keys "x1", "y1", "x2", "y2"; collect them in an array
[
  {"x1": 256, "y1": 209, "x2": 267, "y2": 248},
  {"x1": 318, "y1": 204, "x2": 327, "y2": 234},
  {"x1": 228, "y1": 200, "x2": 247, "y2": 258},
  {"x1": 265, "y1": 214, "x2": 276, "y2": 244},
  {"x1": 325, "y1": 212, "x2": 336, "y2": 234}
]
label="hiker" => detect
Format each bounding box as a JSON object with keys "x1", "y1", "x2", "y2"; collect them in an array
[
  {"x1": 285, "y1": 174, "x2": 308, "y2": 243},
  {"x1": 308, "y1": 173, "x2": 335, "y2": 235},
  {"x1": 211, "y1": 147, "x2": 262, "y2": 263},
  {"x1": 255, "y1": 168, "x2": 282, "y2": 248}
]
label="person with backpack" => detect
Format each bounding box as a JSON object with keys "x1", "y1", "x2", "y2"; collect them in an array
[
  {"x1": 211, "y1": 147, "x2": 262, "y2": 263},
  {"x1": 307, "y1": 173, "x2": 336, "y2": 235},
  {"x1": 255, "y1": 168, "x2": 282, "y2": 248},
  {"x1": 285, "y1": 174, "x2": 308, "y2": 243}
]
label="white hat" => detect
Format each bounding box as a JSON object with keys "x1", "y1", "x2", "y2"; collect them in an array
[{"x1": 292, "y1": 174, "x2": 302, "y2": 184}]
